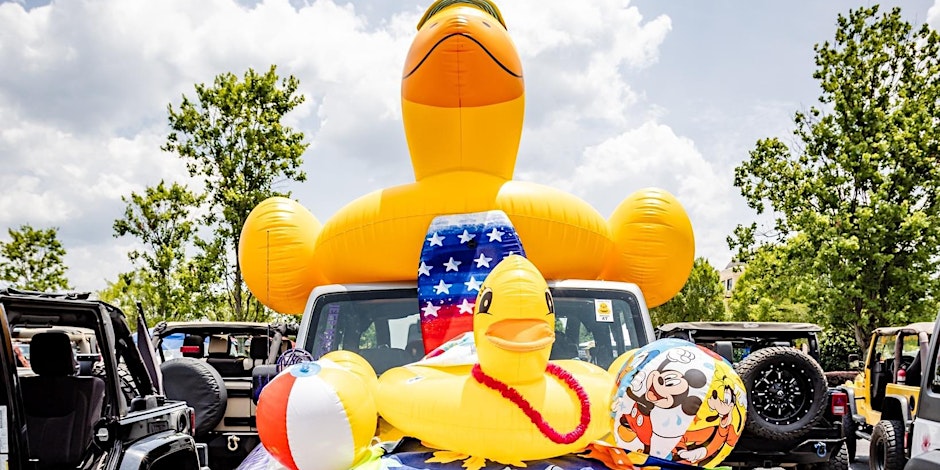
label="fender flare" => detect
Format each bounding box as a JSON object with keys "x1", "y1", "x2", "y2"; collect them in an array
[{"x1": 881, "y1": 393, "x2": 912, "y2": 424}]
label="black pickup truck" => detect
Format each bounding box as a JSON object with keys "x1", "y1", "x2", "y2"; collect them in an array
[
  {"x1": 657, "y1": 321, "x2": 849, "y2": 470},
  {"x1": 0, "y1": 289, "x2": 205, "y2": 470}
]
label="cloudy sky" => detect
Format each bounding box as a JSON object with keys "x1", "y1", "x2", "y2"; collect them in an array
[{"x1": 1, "y1": 0, "x2": 938, "y2": 293}]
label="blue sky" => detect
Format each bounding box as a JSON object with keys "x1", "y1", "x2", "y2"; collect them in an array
[{"x1": 0, "y1": 0, "x2": 937, "y2": 292}]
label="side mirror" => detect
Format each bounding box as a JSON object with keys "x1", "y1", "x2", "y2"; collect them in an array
[
  {"x1": 848, "y1": 353, "x2": 860, "y2": 370},
  {"x1": 92, "y1": 419, "x2": 120, "y2": 449}
]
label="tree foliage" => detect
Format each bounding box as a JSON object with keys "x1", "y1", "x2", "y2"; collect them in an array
[
  {"x1": 97, "y1": 270, "x2": 155, "y2": 326},
  {"x1": 730, "y1": 6, "x2": 940, "y2": 346},
  {"x1": 650, "y1": 257, "x2": 726, "y2": 326},
  {"x1": 162, "y1": 65, "x2": 308, "y2": 321},
  {"x1": 113, "y1": 181, "x2": 204, "y2": 321},
  {"x1": 0, "y1": 224, "x2": 70, "y2": 291},
  {"x1": 818, "y1": 329, "x2": 863, "y2": 372},
  {"x1": 728, "y1": 246, "x2": 812, "y2": 324}
]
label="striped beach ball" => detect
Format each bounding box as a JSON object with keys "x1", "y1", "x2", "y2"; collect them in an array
[{"x1": 256, "y1": 354, "x2": 378, "y2": 470}]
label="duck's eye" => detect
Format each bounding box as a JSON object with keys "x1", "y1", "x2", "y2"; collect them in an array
[
  {"x1": 544, "y1": 289, "x2": 554, "y2": 314},
  {"x1": 478, "y1": 288, "x2": 493, "y2": 314}
]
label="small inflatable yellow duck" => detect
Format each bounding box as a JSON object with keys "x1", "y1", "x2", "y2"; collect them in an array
[
  {"x1": 376, "y1": 255, "x2": 613, "y2": 466},
  {"x1": 239, "y1": 0, "x2": 694, "y2": 314}
]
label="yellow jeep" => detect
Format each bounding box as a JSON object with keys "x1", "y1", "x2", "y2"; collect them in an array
[{"x1": 843, "y1": 322, "x2": 934, "y2": 468}]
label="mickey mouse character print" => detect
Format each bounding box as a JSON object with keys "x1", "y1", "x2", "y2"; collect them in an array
[{"x1": 612, "y1": 343, "x2": 710, "y2": 459}]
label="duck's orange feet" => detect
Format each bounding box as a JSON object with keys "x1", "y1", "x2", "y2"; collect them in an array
[
  {"x1": 426, "y1": 451, "x2": 523, "y2": 470},
  {"x1": 580, "y1": 443, "x2": 644, "y2": 470}
]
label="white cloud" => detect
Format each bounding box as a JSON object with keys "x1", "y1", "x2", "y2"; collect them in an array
[
  {"x1": 0, "y1": 0, "x2": 421, "y2": 291},
  {"x1": 66, "y1": 241, "x2": 139, "y2": 293},
  {"x1": 0, "y1": 0, "x2": 718, "y2": 293},
  {"x1": 545, "y1": 120, "x2": 733, "y2": 265},
  {"x1": 506, "y1": 0, "x2": 671, "y2": 172},
  {"x1": 929, "y1": 0, "x2": 940, "y2": 29}
]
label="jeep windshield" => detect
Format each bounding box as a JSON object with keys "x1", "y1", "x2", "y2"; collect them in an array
[{"x1": 301, "y1": 284, "x2": 650, "y2": 374}]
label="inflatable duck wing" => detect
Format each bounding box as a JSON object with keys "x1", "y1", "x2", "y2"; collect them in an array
[
  {"x1": 239, "y1": 0, "x2": 694, "y2": 314},
  {"x1": 376, "y1": 255, "x2": 613, "y2": 465}
]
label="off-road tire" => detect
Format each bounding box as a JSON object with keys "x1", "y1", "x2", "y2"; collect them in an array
[
  {"x1": 734, "y1": 346, "x2": 828, "y2": 441},
  {"x1": 117, "y1": 362, "x2": 139, "y2": 404},
  {"x1": 816, "y1": 446, "x2": 849, "y2": 470},
  {"x1": 870, "y1": 419, "x2": 905, "y2": 470},
  {"x1": 99, "y1": 360, "x2": 139, "y2": 405},
  {"x1": 843, "y1": 413, "x2": 857, "y2": 462},
  {"x1": 162, "y1": 357, "x2": 228, "y2": 438}
]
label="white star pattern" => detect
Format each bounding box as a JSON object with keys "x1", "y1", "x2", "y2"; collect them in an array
[
  {"x1": 416, "y1": 214, "x2": 524, "y2": 349},
  {"x1": 427, "y1": 232, "x2": 445, "y2": 247},
  {"x1": 474, "y1": 253, "x2": 492, "y2": 268},
  {"x1": 418, "y1": 261, "x2": 432, "y2": 277},
  {"x1": 422, "y1": 301, "x2": 441, "y2": 318},
  {"x1": 444, "y1": 257, "x2": 462, "y2": 272},
  {"x1": 457, "y1": 230, "x2": 476, "y2": 244},
  {"x1": 458, "y1": 299, "x2": 475, "y2": 314},
  {"x1": 434, "y1": 280, "x2": 452, "y2": 295},
  {"x1": 486, "y1": 227, "x2": 504, "y2": 242},
  {"x1": 464, "y1": 276, "x2": 482, "y2": 292}
]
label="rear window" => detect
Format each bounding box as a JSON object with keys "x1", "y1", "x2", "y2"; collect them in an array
[{"x1": 303, "y1": 287, "x2": 649, "y2": 374}]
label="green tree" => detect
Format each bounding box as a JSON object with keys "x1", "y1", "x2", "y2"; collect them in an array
[
  {"x1": 727, "y1": 245, "x2": 812, "y2": 323},
  {"x1": 97, "y1": 270, "x2": 156, "y2": 326},
  {"x1": 730, "y1": 6, "x2": 940, "y2": 347},
  {"x1": 163, "y1": 65, "x2": 308, "y2": 321},
  {"x1": 0, "y1": 224, "x2": 70, "y2": 291},
  {"x1": 113, "y1": 181, "x2": 205, "y2": 321},
  {"x1": 817, "y1": 329, "x2": 862, "y2": 372},
  {"x1": 650, "y1": 257, "x2": 726, "y2": 326}
]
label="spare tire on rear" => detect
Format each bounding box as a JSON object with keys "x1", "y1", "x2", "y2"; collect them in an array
[
  {"x1": 162, "y1": 357, "x2": 227, "y2": 437},
  {"x1": 734, "y1": 346, "x2": 827, "y2": 442}
]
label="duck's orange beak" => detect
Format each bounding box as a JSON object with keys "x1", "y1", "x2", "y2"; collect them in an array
[
  {"x1": 484, "y1": 318, "x2": 555, "y2": 352},
  {"x1": 403, "y1": 2, "x2": 523, "y2": 108}
]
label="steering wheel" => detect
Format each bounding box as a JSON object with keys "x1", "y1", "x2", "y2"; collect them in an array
[{"x1": 899, "y1": 354, "x2": 915, "y2": 371}]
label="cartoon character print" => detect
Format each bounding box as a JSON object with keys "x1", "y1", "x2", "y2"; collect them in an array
[
  {"x1": 612, "y1": 350, "x2": 658, "y2": 452},
  {"x1": 613, "y1": 347, "x2": 708, "y2": 459},
  {"x1": 675, "y1": 374, "x2": 746, "y2": 465}
]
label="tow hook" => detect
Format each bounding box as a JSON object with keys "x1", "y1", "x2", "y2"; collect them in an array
[
  {"x1": 814, "y1": 442, "x2": 827, "y2": 458},
  {"x1": 227, "y1": 435, "x2": 240, "y2": 452}
]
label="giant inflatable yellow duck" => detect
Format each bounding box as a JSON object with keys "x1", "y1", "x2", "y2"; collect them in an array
[
  {"x1": 239, "y1": 0, "x2": 694, "y2": 314},
  {"x1": 376, "y1": 255, "x2": 613, "y2": 466}
]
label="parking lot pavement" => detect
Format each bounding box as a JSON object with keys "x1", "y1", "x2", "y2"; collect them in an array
[
  {"x1": 852, "y1": 439, "x2": 870, "y2": 470},
  {"x1": 751, "y1": 440, "x2": 870, "y2": 470}
]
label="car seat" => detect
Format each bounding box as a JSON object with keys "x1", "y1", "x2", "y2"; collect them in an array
[
  {"x1": 207, "y1": 335, "x2": 249, "y2": 377},
  {"x1": 247, "y1": 336, "x2": 271, "y2": 367},
  {"x1": 906, "y1": 351, "x2": 923, "y2": 387},
  {"x1": 180, "y1": 334, "x2": 205, "y2": 358},
  {"x1": 406, "y1": 324, "x2": 425, "y2": 360},
  {"x1": 550, "y1": 330, "x2": 578, "y2": 360},
  {"x1": 20, "y1": 332, "x2": 105, "y2": 469},
  {"x1": 715, "y1": 341, "x2": 735, "y2": 363},
  {"x1": 357, "y1": 346, "x2": 413, "y2": 375},
  {"x1": 871, "y1": 353, "x2": 891, "y2": 409}
]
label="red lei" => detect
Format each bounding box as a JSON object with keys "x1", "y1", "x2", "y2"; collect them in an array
[{"x1": 471, "y1": 363, "x2": 591, "y2": 444}]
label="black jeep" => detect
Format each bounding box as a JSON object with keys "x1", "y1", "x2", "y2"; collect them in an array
[
  {"x1": 657, "y1": 321, "x2": 849, "y2": 470},
  {"x1": 0, "y1": 288, "x2": 205, "y2": 470}
]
